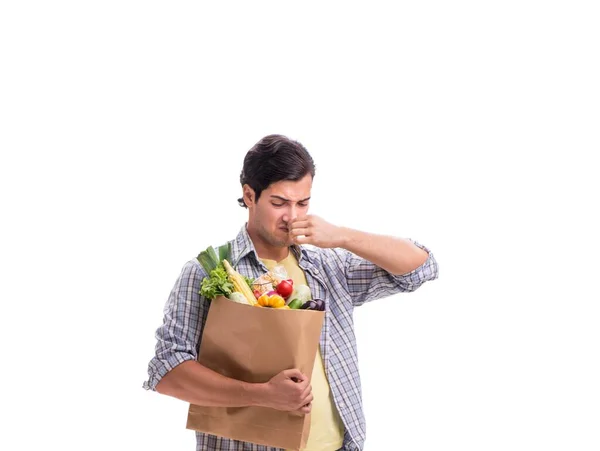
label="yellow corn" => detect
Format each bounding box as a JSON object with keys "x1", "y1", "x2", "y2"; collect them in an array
[{"x1": 222, "y1": 259, "x2": 257, "y2": 306}]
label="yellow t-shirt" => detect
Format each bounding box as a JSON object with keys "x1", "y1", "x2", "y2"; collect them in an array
[{"x1": 260, "y1": 250, "x2": 345, "y2": 451}]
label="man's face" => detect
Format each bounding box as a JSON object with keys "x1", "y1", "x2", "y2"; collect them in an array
[{"x1": 246, "y1": 174, "x2": 312, "y2": 248}]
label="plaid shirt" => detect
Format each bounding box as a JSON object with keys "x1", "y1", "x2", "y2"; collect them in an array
[{"x1": 143, "y1": 224, "x2": 439, "y2": 451}]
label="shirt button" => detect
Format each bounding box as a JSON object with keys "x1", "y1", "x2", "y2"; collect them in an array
[{"x1": 313, "y1": 268, "x2": 319, "y2": 274}]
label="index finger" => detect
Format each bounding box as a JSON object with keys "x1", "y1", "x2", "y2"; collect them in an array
[{"x1": 290, "y1": 217, "x2": 309, "y2": 229}]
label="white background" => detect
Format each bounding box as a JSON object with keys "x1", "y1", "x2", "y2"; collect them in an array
[{"x1": 1, "y1": 1, "x2": 599, "y2": 450}]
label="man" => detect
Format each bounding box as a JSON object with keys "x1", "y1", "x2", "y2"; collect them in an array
[{"x1": 143, "y1": 134, "x2": 439, "y2": 451}]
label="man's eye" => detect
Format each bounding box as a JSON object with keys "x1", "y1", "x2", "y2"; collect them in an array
[
  {"x1": 272, "y1": 203, "x2": 284, "y2": 207},
  {"x1": 299, "y1": 203, "x2": 308, "y2": 207}
]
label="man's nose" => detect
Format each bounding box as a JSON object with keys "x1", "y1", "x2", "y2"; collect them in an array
[{"x1": 282, "y1": 206, "x2": 298, "y2": 224}]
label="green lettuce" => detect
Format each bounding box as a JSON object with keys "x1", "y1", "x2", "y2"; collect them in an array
[{"x1": 200, "y1": 264, "x2": 234, "y2": 300}]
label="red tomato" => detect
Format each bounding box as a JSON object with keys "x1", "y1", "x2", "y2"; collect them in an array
[{"x1": 276, "y1": 280, "x2": 294, "y2": 299}]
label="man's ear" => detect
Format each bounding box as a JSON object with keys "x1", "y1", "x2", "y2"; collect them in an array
[{"x1": 242, "y1": 184, "x2": 255, "y2": 207}]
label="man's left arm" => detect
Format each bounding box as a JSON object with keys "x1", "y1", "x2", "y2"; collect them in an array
[
  {"x1": 290, "y1": 215, "x2": 439, "y2": 305},
  {"x1": 339, "y1": 227, "x2": 430, "y2": 276}
]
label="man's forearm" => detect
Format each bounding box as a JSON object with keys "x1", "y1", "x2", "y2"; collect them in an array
[
  {"x1": 155, "y1": 360, "x2": 266, "y2": 408},
  {"x1": 338, "y1": 227, "x2": 429, "y2": 276}
]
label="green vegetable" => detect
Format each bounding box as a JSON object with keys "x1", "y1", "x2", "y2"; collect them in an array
[
  {"x1": 197, "y1": 243, "x2": 253, "y2": 301},
  {"x1": 197, "y1": 243, "x2": 232, "y2": 274},
  {"x1": 197, "y1": 246, "x2": 219, "y2": 274},
  {"x1": 218, "y1": 243, "x2": 231, "y2": 263},
  {"x1": 288, "y1": 298, "x2": 303, "y2": 309},
  {"x1": 200, "y1": 264, "x2": 234, "y2": 299}
]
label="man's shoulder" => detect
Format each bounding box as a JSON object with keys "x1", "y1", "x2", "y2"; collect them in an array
[
  {"x1": 177, "y1": 257, "x2": 205, "y2": 279},
  {"x1": 184, "y1": 257, "x2": 203, "y2": 269}
]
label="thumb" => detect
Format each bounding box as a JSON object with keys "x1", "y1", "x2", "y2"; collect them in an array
[{"x1": 283, "y1": 368, "x2": 305, "y2": 382}]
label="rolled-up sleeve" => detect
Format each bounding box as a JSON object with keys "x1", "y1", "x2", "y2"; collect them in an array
[
  {"x1": 388, "y1": 240, "x2": 439, "y2": 292},
  {"x1": 342, "y1": 239, "x2": 439, "y2": 307},
  {"x1": 142, "y1": 259, "x2": 208, "y2": 391}
]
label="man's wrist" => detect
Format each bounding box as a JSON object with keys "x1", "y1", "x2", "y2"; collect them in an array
[
  {"x1": 245, "y1": 381, "x2": 270, "y2": 408},
  {"x1": 336, "y1": 226, "x2": 355, "y2": 249}
]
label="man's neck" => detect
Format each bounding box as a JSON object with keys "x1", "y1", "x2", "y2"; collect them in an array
[
  {"x1": 253, "y1": 239, "x2": 290, "y2": 262},
  {"x1": 258, "y1": 247, "x2": 290, "y2": 263},
  {"x1": 246, "y1": 225, "x2": 289, "y2": 262}
]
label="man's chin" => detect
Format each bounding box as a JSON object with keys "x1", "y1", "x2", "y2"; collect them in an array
[
  {"x1": 263, "y1": 235, "x2": 289, "y2": 248},
  {"x1": 276, "y1": 238, "x2": 292, "y2": 247},
  {"x1": 274, "y1": 229, "x2": 292, "y2": 246}
]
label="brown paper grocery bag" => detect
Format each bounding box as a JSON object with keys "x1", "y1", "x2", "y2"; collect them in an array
[{"x1": 186, "y1": 295, "x2": 325, "y2": 450}]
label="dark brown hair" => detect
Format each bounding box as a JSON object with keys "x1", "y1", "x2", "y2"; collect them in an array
[{"x1": 238, "y1": 134, "x2": 316, "y2": 208}]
